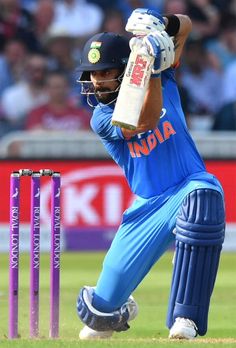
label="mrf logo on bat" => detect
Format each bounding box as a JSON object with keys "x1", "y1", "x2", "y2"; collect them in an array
[
  {"x1": 127, "y1": 54, "x2": 149, "y2": 87},
  {"x1": 112, "y1": 46, "x2": 154, "y2": 130}
]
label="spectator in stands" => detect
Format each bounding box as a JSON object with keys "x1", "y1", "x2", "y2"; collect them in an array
[
  {"x1": 34, "y1": 0, "x2": 55, "y2": 48},
  {"x1": 186, "y1": 0, "x2": 220, "y2": 40},
  {"x1": 20, "y1": 0, "x2": 38, "y2": 13},
  {"x1": 211, "y1": 0, "x2": 234, "y2": 13},
  {"x1": 100, "y1": 9, "x2": 127, "y2": 37},
  {"x1": 87, "y1": 0, "x2": 119, "y2": 11},
  {"x1": 1, "y1": 54, "x2": 48, "y2": 130},
  {"x1": 89, "y1": 0, "x2": 164, "y2": 15},
  {"x1": 45, "y1": 26, "x2": 76, "y2": 70},
  {"x1": 44, "y1": 25, "x2": 80, "y2": 96},
  {"x1": 26, "y1": 71, "x2": 90, "y2": 131},
  {"x1": 212, "y1": 40, "x2": 236, "y2": 131},
  {"x1": 146, "y1": 0, "x2": 164, "y2": 11},
  {"x1": 206, "y1": 13, "x2": 236, "y2": 71},
  {"x1": 51, "y1": 0, "x2": 103, "y2": 38},
  {"x1": 180, "y1": 38, "x2": 222, "y2": 129},
  {"x1": 163, "y1": 0, "x2": 187, "y2": 15},
  {"x1": 174, "y1": 68, "x2": 192, "y2": 127},
  {"x1": 221, "y1": 60, "x2": 236, "y2": 105},
  {"x1": 228, "y1": 0, "x2": 236, "y2": 15},
  {"x1": 0, "y1": 0, "x2": 40, "y2": 52},
  {"x1": 212, "y1": 100, "x2": 236, "y2": 130},
  {"x1": 117, "y1": 0, "x2": 159, "y2": 20},
  {"x1": 0, "y1": 38, "x2": 28, "y2": 96}
]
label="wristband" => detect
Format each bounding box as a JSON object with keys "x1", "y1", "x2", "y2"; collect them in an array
[
  {"x1": 151, "y1": 73, "x2": 161, "y2": 78},
  {"x1": 163, "y1": 14, "x2": 180, "y2": 36}
]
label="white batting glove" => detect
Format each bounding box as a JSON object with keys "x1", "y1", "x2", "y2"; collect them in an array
[
  {"x1": 129, "y1": 31, "x2": 175, "y2": 76},
  {"x1": 126, "y1": 8, "x2": 165, "y2": 36},
  {"x1": 143, "y1": 31, "x2": 175, "y2": 74},
  {"x1": 129, "y1": 36, "x2": 144, "y2": 52}
]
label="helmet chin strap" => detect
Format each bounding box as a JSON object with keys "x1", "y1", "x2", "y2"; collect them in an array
[
  {"x1": 87, "y1": 87, "x2": 120, "y2": 108},
  {"x1": 79, "y1": 70, "x2": 124, "y2": 108}
]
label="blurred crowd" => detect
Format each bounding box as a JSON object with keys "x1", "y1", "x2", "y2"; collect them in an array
[{"x1": 0, "y1": 0, "x2": 236, "y2": 139}]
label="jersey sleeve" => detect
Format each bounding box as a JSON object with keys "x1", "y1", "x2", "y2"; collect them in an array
[
  {"x1": 161, "y1": 67, "x2": 176, "y2": 84},
  {"x1": 90, "y1": 106, "x2": 124, "y2": 141}
]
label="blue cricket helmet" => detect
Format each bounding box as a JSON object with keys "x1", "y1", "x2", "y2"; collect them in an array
[{"x1": 76, "y1": 32, "x2": 130, "y2": 81}]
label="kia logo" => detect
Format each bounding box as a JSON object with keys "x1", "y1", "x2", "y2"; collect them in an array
[{"x1": 40, "y1": 166, "x2": 135, "y2": 227}]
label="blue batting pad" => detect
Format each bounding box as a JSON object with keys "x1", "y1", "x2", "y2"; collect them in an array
[{"x1": 167, "y1": 189, "x2": 225, "y2": 335}]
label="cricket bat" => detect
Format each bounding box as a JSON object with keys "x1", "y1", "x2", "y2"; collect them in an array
[{"x1": 112, "y1": 47, "x2": 154, "y2": 130}]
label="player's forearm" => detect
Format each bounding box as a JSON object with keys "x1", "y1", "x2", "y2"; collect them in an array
[{"x1": 164, "y1": 14, "x2": 192, "y2": 64}]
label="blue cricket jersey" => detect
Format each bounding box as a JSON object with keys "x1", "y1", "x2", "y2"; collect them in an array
[{"x1": 91, "y1": 68, "x2": 206, "y2": 198}]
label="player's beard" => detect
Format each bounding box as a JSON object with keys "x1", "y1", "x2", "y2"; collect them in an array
[
  {"x1": 95, "y1": 90, "x2": 119, "y2": 104},
  {"x1": 95, "y1": 85, "x2": 120, "y2": 105}
]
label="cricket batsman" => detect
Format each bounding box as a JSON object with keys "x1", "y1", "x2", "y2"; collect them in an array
[{"x1": 75, "y1": 8, "x2": 225, "y2": 340}]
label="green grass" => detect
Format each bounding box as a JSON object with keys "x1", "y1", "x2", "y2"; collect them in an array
[{"x1": 0, "y1": 252, "x2": 236, "y2": 347}]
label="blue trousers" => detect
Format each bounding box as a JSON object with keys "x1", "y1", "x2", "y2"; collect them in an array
[{"x1": 93, "y1": 172, "x2": 224, "y2": 312}]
